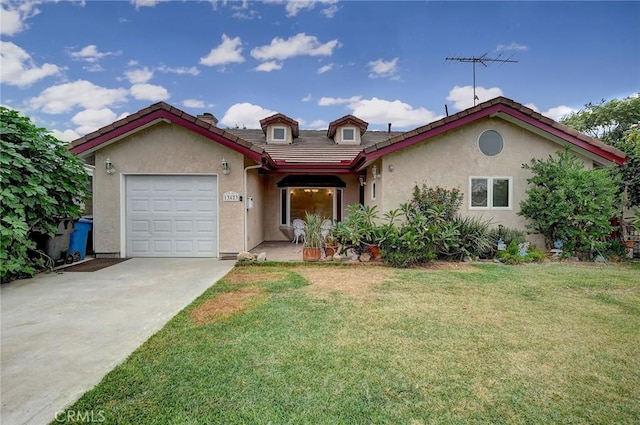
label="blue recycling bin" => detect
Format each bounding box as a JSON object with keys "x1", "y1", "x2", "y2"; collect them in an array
[{"x1": 68, "y1": 218, "x2": 93, "y2": 260}]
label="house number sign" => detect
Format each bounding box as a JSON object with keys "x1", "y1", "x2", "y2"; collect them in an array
[{"x1": 223, "y1": 191, "x2": 241, "y2": 202}]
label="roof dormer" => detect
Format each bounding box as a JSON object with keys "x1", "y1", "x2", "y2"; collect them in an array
[
  {"x1": 327, "y1": 115, "x2": 368, "y2": 145},
  {"x1": 260, "y1": 113, "x2": 299, "y2": 144}
]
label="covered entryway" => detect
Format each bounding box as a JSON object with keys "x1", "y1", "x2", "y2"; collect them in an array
[{"x1": 125, "y1": 175, "x2": 218, "y2": 257}]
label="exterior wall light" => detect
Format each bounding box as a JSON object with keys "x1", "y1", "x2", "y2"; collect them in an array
[
  {"x1": 359, "y1": 175, "x2": 366, "y2": 186},
  {"x1": 105, "y1": 157, "x2": 115, "y2": 175},
  {"x1": 221, "y1": 158, "x2": 231, "y2": 175},
  {"x1": 372, "y1": 165, "x2": 380, "y2": 180}
]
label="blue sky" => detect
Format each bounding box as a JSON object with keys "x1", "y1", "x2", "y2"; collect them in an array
[{"x1": 1, "y1": 0, "x2": 639, "y2": 142}]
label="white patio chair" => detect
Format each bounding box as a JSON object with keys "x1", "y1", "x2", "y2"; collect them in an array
[
  {"x1": 321, "y1": 219, "x2": 333, "y2": 239},
  {"x1": 292, "y1": 219, "x2": 306, "y2": 244}
]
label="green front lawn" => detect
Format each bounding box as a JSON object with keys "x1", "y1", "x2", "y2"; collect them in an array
[{"x1": 58, "y1": 263, "x2": 640, "y2": 424}]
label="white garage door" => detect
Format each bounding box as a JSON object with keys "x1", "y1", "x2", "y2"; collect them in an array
[{"x1": 126, "y1": 175, "x2": 218, "y2": 257}]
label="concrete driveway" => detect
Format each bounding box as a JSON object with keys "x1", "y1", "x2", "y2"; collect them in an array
[{"x1": 1, "y1": 258, "x2": 234, "y2": 425}]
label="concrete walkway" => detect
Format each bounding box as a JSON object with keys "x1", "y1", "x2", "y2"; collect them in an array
[{"x1": 1, "y1": 258, "x2": 235, "y2": 425}]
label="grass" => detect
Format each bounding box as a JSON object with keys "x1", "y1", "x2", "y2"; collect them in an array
[{"x1": 56, "y1": 262, "x2": 640, "y2": 424}]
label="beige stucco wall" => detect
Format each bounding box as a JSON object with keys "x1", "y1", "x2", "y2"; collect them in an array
[
  {"x1": 92, "y1": 122, "x2": 248, "y2": 257},
  {"x1": 245, "y1": 166, "x2": 264, "y2": 251},
  {"x1": 369, "y1": 117, "x2": 593, "y2": 247}
]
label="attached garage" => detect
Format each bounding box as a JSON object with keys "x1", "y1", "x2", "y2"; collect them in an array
[{"x1": 125, "y1": 175, "x2": 218, "y2": 257}]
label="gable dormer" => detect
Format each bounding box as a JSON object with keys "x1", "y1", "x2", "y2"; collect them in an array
[
  {"x1": 327, "y1": 115, "x2": 368, "y2": 145},
  {"x1": 260, "y1": 113, "x2": 299, "y2": 144}
]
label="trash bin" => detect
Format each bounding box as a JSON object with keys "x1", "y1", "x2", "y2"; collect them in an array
[
  {"x1": 69, "y1": 218, "x2": 93, "y2": 260},
  {"x1": 44, "y1": 219, "x2": 76, "y2": 265}
]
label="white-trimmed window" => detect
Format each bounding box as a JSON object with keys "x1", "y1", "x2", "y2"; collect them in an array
[
  {"x1": 371, "y1": 180, "x2": 377, "y2": 201},
  {"x1": 342, "y1": 127, "x2": 355, "y2": 142},
  {"x1": 470, "y1": 177, "x2": 512, "y2": 209},
  {"x1": 272, "y1": 126, "x2": 287, "y2": 141}
]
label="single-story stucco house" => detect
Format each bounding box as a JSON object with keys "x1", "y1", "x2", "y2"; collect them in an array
[{"x1": 68, "y1": 96, "x2": 626, "y2": 259}]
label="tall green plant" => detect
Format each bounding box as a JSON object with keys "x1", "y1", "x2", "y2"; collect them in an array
[
  {"x1": 303, "y1": 212, "x2": 324, "y2": 249},
  {"x1": 1, "y1": 107, "x2": 89, "y2": 282},
  {"x1": 519, "y1": 150, "x2": 619, "y2": 257}
]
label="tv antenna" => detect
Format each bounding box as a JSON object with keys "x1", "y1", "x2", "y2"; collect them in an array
[{"x1": 445, "y1": 54, "x2": 518, "y2": 105}]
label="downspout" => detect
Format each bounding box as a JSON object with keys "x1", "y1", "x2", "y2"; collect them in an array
[{"x1": 243, "y1": 164, "x2": 263, "y2": 252}]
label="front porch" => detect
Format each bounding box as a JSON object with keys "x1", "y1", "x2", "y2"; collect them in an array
[{"x1": 250, "y1": 241, "x2": 305, "y2": 262}]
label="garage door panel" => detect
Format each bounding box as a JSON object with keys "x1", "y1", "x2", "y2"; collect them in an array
[
  {"x1": 126, "y1": 175, "x2": 218, "y2": 257},
  {"x1": 130, "y1": 199, "x2": 151, "y2": 213}
]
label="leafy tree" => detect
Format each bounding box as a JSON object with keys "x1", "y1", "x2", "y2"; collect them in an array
[
  {"x1": 561, "y1": 95, "x2": 640, "y2": 144},
  {"x1": 1, "y1": 107, "x2": 89, "y2": 282},
  {"x1": 562, "y1": 95, "x2": 640, "y2": 207},
  {"x1": 519, "y1": 150, "x2": 619, "y2": 258}
]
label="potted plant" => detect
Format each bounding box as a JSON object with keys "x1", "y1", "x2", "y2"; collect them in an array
[
  {"x1": 302, "y1": 212, "x2": 324, "y2": 261},
  {"x1": 323, "y1": 235, "x2": 339, "y2": 258}
]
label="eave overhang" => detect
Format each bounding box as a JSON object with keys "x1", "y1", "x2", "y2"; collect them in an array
[
  {"x1": 68, "y1": 103, "x2": 268, "y2": 165},
  {"x1": 352, "y1": 100, "x2": 626, "y2": 171}
]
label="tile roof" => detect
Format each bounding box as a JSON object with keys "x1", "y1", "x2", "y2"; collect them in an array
[
  {"x1": 227, "y1": 128, "x2": 402, "y2": 165},
  {"x1": 67, "y1": 97, "x2": 626, "y2": 172}
]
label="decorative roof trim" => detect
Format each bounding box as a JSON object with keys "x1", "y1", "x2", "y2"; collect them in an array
[{"x1": 327, "y1": 114, "x2": 369, "y2": 138}]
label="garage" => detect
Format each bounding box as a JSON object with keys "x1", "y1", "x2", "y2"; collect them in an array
[{"x1": 126, "y1": 175, "x2": 218, "y2": 257}]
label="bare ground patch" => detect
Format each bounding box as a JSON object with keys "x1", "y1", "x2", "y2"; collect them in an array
[
  {"x1": 298, "y1": 266, "x2": 396, "y2": 300},
  {"x1": 224, "y1": 269, "x2": 289, "y2": 284},
  {"x1": 191, "y1": 287, "x2": 264, "y2": 325}
]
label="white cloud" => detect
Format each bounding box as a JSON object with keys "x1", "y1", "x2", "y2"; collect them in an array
[
  {"x1": 526, "y1": 103, "x2": 577, "y2": 122},
  {"x1": 283, "y1": 0, "x2": 338, "y2": 17},
  {"x1": 71, "y1": 108, "x2": 118, "y2": 135},
  {"x1": 321, "y1": 4, "x2": 338, "y2": 18},
  {"x1": 251, "y1": 33, "x2": 340, "y2": 61},
  {"x1": 49, "y1": 128, "x2": 81, "y2": 143},
  {"x1": 544, "y1": 105, "x2": 576, "y2": 121},
  {"x1": 0, "y1": 41, "x2": 61, "y2": 87},
  {"x1": 301, "y1": 94, "x2": 312, "y2": 102},
  {"x1": 317, "y1": 63, "x2": 333, "y2": 74},
  {"x1": 220, "y1": 102, "x2": 277, "y2": 129},
  {"x1": 255, "y1": 61, "x2": 282, "y2": 72},
  {"x1": 318, "y1": 96, "x2": 362, "y2": 106},
  {"x1": 368, "y1": 57, "x2": 399, "y2": 79},
  {"x1": 124, "y1": 67, "x2": 153, "y2": 84},
  {"x1": 157, "y1": 65, "x2": 200, "y2": 75},
  {"x1": 0, "y1": 1, "x2": 41, "y2": 36},
  {"x1": 131, "y1": 0, "x2": 170, "y2": 9},
  {"x1": 446, "y1": 85, "x2": 504, "y2": 111},
  {"x1": 130, "y1": 83, "x2": 169, "y2": 101},
  {"x1": 69, "y1": 45, "x2": 120, "y2": 63},
  {"x1": 349, "y1": 97, "x2": 442, "y2": 128},
  {"x1": 28, "y1": 80, "x2": 129, "y2": 114},
  {"x1": 230, "y1": 0, "x2": 260, "y2": 19},
  {"x1": 200, "y1": 34, "x2": 245, "y2": 66},
  {"x1": 183, "y1": 99, "x2": 212, "y2": 108},
  {"x1": 496, "y1": 42, "x2": 528, "y2": 52}
]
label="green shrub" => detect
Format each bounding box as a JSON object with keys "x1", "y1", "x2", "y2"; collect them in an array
[
  {"x1": 497, "y1": 241, "x2": 546, "y2": 264},
  {"x1": 519, "y1": 149, "x2": 619, "y2": 258},
  {"x1": 409, "y1": 184, "x2": 462, "y2": 222},
  {"x1": 1, "y1": 107, "x2": 89, "y2": 282}
]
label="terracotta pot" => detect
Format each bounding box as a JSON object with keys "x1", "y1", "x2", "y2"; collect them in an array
[
  {"x1": 303, "y1": 247, "x2": 322, "y2": 262},
  {"x1": 324, "y1": 246, "x2": 338, "y2": 257},
  {"x1": 369, "y1": 244, "x2": 381, "y2": 259}
]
